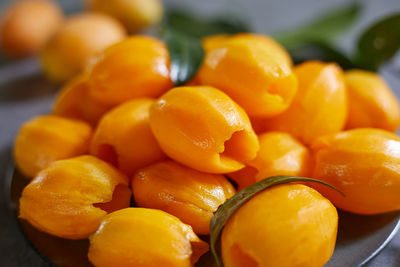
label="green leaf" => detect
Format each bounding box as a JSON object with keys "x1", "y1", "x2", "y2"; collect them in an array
[
  {"x1": 289, "y1": 40, "x2": 356, "y2": 69},
  {"x1": 275, "y1": 3, "x2": 361, "y2": 49},
  {"x1": 162, "y1": 29, "x2": 205, "y2": 86},
  {"x1": 160, "y1": 10, "x2": 248, "y2": 85},
  {"x1": 163, "y1": 10, "x2": 250, "y2": 39},
  {"x1": 355, "y1": 13, "x2": 400, "y2": 71},
  {"x1": 209, "y1": 176, "x2": 343, "y2": 267}
]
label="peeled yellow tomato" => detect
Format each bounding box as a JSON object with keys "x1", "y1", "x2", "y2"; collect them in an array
[
  {"x1": 222, "y1": 184, "x2": 338, "y2": 267},
  {"x1": 149, "y1": 86, "x2": 259, "y2": 173},
  {"x1": 88, "y1": 208, "x2": 209, "y2": 267}
]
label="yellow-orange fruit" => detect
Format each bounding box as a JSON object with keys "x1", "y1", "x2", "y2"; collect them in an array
[
  {"x1": 202, "y1": 34, "x2": 230, "y2": 52},
  {"x1": 52, "y1": 74, "x2": 114, "y2": 126},
  {"x1": 19, "y1": 155, "x2": 131, "y2": 239},
  {"x1": 41, "y1": 12, "x2": 126, "y2": 81},
  {"x1": 0, "y1": 0, "x2": 63, "y2": 58},
  {"x1": 13, "y1": 115, "x2": 92, "y2": 178},
  {"x1": 202, "y1": 33, "x2": 292, "y2": 67},
  {"x1": 87, "y1": 0, "x2": 164, "y2": 32},
  {"x1": 198, "y1": 35, "x2": 297, "y2": 117},
  {"x1": 91, "y1": 98, "x2": 166, "y2": 177},
  {"x1": 311, "y1": 128, "x2": 400, "y2": 214},
  {"x1": 88, "y1": 36, "x2": 173, "y2": 105},
  {"x1": 149, "y1": 86, "x2": 259, "y2": 173},
  {"x1": 88, "y1": 208, "x2": 209, "y2": 267},
  {"x1": 132, "y1": 160, "x2": 235, "y2": 234},
  {"x1": 263, "y1": 61, "x2": 348, "y2": 145},
  {"x1": 229, "y1": 132, "x2": 311, "y2": 190},
  {"x1": 222, "y1": 184, "x2": 338, "y2": 267},
  {"x1": 344, "y1": 70, "x2": 400, "y2": 132}
]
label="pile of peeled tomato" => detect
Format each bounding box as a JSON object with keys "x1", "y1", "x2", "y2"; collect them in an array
[{"x1": 13, "y1": 33, "x2": 400, "y2": 267}]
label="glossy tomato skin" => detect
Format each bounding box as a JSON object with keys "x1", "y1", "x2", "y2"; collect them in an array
[
  {"x1": 311, "y1": 128, "x2": 400, "y2": 214},
  {"x1": 221, "y1": 184, "x2": 338, "y2": 267}
]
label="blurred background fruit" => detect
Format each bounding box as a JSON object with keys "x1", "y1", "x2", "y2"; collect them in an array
[
  {"x1": 0, "y1": 0, "x2": 64, "y2": 58},
  {"x1": 87, "y1": 0, "x2": 164, "y2": 33},
  {"x1": 40, "y1": 12, "x2": 126, "y2": 82}
]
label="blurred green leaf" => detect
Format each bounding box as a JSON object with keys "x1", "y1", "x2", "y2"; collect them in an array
[
  {"x1": 161, "y1": 10, "x2": 248, "y2": 85},
  {"x1": 289, "y1": 40, "x2": 356, "y2": 69},
  {"x1": 163, "y1": 10, "x2": 250, "y2": 39},
  {"x1": 163, "y1": 29, "x2": 204, "y2": 86},
  {"x1": 275, "y1": 3, "x2": 361, "y2": 49},
  {"x1": 355, "y1": 13, "x2": 400, "y2": 71}
]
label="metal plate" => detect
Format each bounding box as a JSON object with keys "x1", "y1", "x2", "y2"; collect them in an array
[{"x1": 7, "y1": 164, "x2": 400, "y2": 267}]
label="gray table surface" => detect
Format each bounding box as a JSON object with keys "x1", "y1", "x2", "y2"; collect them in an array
[{"x1": 0, "y1": 0, "x2": 399, "y2": 266}]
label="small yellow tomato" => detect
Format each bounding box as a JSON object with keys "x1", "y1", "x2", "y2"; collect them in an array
[
  {"x1": 222, "y1": 184, "x2": 338, "y2": 267},
  {"x1": 90, "y1": 98, "x2": 166, "y2": 177},
  {"x1": 88, "y1": 35, "x2": 173, "y2": 105},
  {"x1": 198, "y1": 35, "x2": 297, "y2": 117},
  {"x1": 202, "y1": 34, "x2": 230, "y2": 52},
  {"x1": 52, "y1": 74, "x2": 114, "y2": 126},
  {"x1": 149, "y1": 86, "x2": 259, "y2": 173},
  {"x1": 263, "y1": 61, "x2": 348, "y2": 145},
  {"x1": 88, "y1": 208, "x2": 209, "y2": 267},
  {"x1": 311, "y1": 128, "x2": 400, "y2": 214},
  {"x1": 132, "y1": 160, "x2": 235, "y2": 234},
  {"x1": 19, "y1": 155, "x2": 131, "y2": 239},
  {"x1": 344, "y1": 70, "x2": 400, "y2": 131},
  {"x1": 229, "y1": 132, "x2": 311, "y2": 190},
  {"x1": 14, "y1": 115, "x2": 92, "y2": 178},
  {"x1": 202, "y1": 33, "x2": 292, "y2": 67}
]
